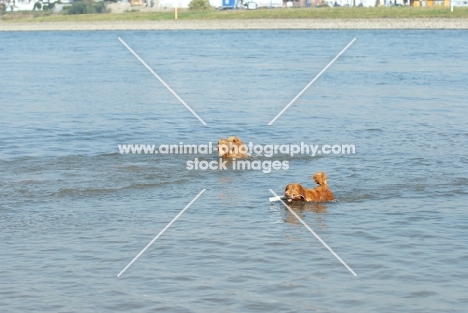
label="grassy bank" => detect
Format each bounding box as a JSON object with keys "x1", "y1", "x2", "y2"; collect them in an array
[{"x1": 2, "y1": 7, "x2": 468, "y2": 23}]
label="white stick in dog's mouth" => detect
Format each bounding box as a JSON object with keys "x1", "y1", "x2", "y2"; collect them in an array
[
  {"x1": 269, "y1": 195, "x2": 287, "y2": 203},
  {"x1": 269, "y1": 194, "x2": 304, "y2": 203}
]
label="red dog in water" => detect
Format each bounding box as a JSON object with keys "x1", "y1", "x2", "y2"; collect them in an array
[
  {"x1": 284, "y1": 172, "x2": 334, "y2": 202},
  {"x1": 217, "y1": 136, "x2": 247, "y2": 158}
]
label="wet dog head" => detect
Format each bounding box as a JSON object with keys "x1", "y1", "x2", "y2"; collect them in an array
[
  {"x1": 228, "y1": 136, "x2": 244, "y2": 146},
  {"x1": 217, "y1": 136, "x2": 247, "y2": 158},
  {"x1": 284, "y1": 183, "x2": 305, "y2": 202}
]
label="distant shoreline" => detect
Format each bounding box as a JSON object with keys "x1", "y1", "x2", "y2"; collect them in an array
[{"x1": 2, "y1": 18, "x2": 468, "y2": 31}]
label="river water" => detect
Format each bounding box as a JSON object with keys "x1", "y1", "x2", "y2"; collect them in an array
[{"x1": 1, "y1": 30, "x2": 467, "y2": 312}]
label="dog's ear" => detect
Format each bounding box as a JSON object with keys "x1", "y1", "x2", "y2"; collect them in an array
[{"x1": 217, "y1": 139, "x2": 230, "y2": 156}]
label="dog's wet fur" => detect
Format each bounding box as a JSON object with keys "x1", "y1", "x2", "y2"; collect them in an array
[
  {"x1": 284, "y1": 172, "x2": 334, "y2": 203},
  {"x1": 217, "y1": 136, "x2": 247, "y2": 158}
]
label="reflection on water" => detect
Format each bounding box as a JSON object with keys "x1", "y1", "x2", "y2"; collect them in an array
[{"x1": 283, "y1": 202, "x2": 328, "y2": 225}]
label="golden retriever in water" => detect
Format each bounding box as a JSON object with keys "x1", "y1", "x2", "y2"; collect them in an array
[
  {"x1": 217, "y1": 136, "x2": 247, "y2": 158},
  {"x1": 284, "y1": 172, "x2": 334, "y2": 202}
]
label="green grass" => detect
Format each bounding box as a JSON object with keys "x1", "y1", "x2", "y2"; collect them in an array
[{"x1": 2, "y1": 7, "x2": 468, "y2": 23}]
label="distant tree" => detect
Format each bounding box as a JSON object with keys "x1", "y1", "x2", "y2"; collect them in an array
[
  {"x1": 67, "y1": 0, "x2": 107, "y2": 14},
  {"x1": 189, "y1": 0, "x2": 211, "y2": 10},
  {"x1": 67, "y1": 1, "x2": 94, "y2": 14},
  {"x1": 44, "y1": 2, "x2": 56, "y2": 10},
  {"x1": 34, "y1": 1, "x2": 43, "y2": 10}
]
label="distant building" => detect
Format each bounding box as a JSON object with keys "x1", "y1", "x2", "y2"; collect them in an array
[
  {"x1": 3, "y1": 0, "x2": 60, "y2": 11},
  {"x1": 413, "y1": 0, "x2": 467, "y2": 6},
  {"x1": 5, "y1": 0, "x2": 37, "y2": 11}
]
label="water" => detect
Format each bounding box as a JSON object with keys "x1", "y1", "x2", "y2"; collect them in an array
[{"x1": 1, "y1": 30, "x2": 467, "y2": 312}]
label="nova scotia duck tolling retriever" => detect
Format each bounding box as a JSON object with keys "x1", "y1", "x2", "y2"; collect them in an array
[
  {"x1": 217, "y1": 136, "x2": 247, "y2": 158},
  {"x1": 284, "y1": 172, "x2": 334, "y2": 202}
]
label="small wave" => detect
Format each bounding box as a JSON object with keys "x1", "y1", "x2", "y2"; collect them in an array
[
  {"x1": 403, "y1": 290, "x2": 439, "y2": 298},
  {"x1": 53, "y1": 179, "x2": 189, "y2": 198}
]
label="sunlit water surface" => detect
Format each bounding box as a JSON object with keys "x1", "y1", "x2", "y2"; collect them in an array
[{"x1": 1, "y1": 30, "x2": 467, "y2": 312}]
